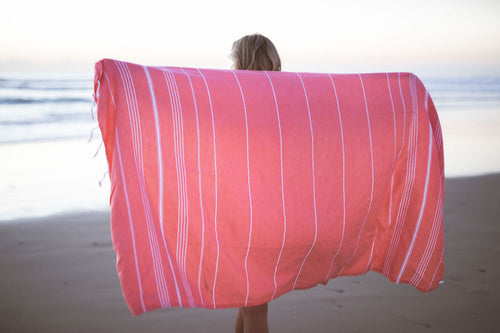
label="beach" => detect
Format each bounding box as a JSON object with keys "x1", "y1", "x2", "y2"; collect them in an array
[
  {"x1": 1, "y1": 174, "x2": 499, "y2": 332},
  {"x1": 1, "y1": 72, "x2": 499, "y2": 332},
  {"x1": 2, "y1": 0, "x2": 500, "y2": 328}
]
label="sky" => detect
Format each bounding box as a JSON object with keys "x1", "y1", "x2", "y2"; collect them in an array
[{"x1": 1, "y1": 0, "x2": 499, "y2": 76}]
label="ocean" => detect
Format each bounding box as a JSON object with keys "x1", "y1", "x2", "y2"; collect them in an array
[
  {"x1": 1, "y1": 71, "x2": 499, "y2": 221},
  {"x1": 0, "y1": 72, "x2": 109, "y2": 221}
]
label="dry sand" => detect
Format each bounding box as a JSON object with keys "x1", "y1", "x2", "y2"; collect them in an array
[{"x1": 1, "y1": 174, "x2": 499, "y2": 332}]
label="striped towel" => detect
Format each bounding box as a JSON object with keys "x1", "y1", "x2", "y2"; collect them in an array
[{"x1": 94, "y1": 59, "x2": 445, "y2": 315}]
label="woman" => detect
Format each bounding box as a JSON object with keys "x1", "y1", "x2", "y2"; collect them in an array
[
  {"x1": 231, "y1": 33, "x2": 281, "y2": 72},
  {"x1": 231, "y1": 33, "x2": 281, "y2": 333}
]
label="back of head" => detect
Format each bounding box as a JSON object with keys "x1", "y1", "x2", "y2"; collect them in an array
[{"x1": 231, "y1": 34, "x2": 281, "y2": 71}]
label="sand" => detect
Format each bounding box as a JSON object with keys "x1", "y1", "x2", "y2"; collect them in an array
[{"x1": 1, "y1": 174, "x2": 499, "y2": 333}]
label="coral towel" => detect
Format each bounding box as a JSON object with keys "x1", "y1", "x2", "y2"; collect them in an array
[{"x1": 94, "y1": 59, "x2": 445, "y2": 315}]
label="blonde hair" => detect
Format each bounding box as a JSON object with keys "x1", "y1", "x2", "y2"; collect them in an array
[{"x1": 231, "y1": 34, "x2": 281, "y2": 71}]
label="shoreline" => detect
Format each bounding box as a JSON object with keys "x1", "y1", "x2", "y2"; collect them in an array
[
  {"x1": 1, "y1": 174, "x2": 499, "y2": 332},
  {"x1": 1, "y1": 172, "x2": 499, "y2": 224},
  {"x1": 0, "y1": 138, "x2": 110, "y2": 222}
]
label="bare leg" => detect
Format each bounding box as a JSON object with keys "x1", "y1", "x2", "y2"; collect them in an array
[
  {"x1": 235, "y1": 308, "x2": 244, "y2": 333},
  {"x1": 236, "y1": 303, "x2": 269, "y2": 333}
]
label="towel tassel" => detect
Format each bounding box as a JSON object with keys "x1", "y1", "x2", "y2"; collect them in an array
[
  {"x1": 93, "y1": 141, "x2": 103, "y2": 158},
  {"x1": 98, "y1": 170, "x2": 110, "y2": 187},
  {"x1": 90, "y1": 99, "x2": 96, "y2": 120},
  {"x1": 88, "y1": 126, "x2": 99, "y2": 143},
  {"x1": 90, "y1": 80, "x2": 101, "y2": 120}
]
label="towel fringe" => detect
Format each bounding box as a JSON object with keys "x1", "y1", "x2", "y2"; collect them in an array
[
  {"x1": 93, "y1": 141, "x2": 103, "y2": 158},
  {"x1": 90, "y1": 98, "x2": 96, "y2": 121},
  {"x1": 88, "y1": 126, "x2": 100, "y2": 143},
  {"x1": 90, "y1": 80, "x2": 101, "y2": 120},
  {"x1": 98, "y1": 170, "x2": 110, "y2": 187}
]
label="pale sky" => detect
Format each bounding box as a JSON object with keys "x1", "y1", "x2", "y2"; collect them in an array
[{"x1": 1, "y1": 0, "x2": 499, "y2": 76}]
